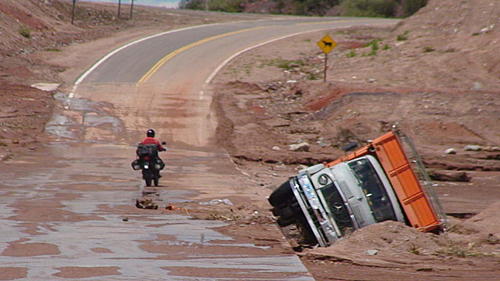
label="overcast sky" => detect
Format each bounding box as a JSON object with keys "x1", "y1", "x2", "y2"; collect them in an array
[{"x1": 81, "y1": 0, "x2": 180, "y2": 9}]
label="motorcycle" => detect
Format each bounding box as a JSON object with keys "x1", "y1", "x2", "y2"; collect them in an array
[{"x1": 131, "y1": 142, "x2": 166, "y2": 187}]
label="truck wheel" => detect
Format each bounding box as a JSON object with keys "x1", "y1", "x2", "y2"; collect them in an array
[
  {"x1": 277, "y1": 216, "x2": 295, "y2": 227},
  {"x1": 268, "y1": 180, "x2": 294, "y2": 207},
  {"x1": 272, "y1": 206, "x2": 297, "y2": 220}
]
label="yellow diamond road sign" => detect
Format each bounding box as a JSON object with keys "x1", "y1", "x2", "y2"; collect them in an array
[{"x1": 317, "y1": 34, "x2": 337, "y2": 54}]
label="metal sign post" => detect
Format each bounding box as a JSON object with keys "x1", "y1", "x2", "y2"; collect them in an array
[
  {"x1": 323, "y1": 53, "x2": 328, "y2": 82},
  {"x1": 316, "y1": 34, "x2": 337, "y2": 82}
]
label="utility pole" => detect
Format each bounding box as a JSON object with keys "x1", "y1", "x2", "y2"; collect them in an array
[
  {"x1": 117, "y1": 0, "x2": 122, "y2": 19},
  {"x1": 71, "y1": 0, "x2": 77, "y2": 25},
  {"x1": 129, "y1": 0, "x2": 134, "y2": 19}
]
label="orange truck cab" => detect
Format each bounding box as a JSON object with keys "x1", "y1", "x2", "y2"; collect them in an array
[{"x1": 269, "y1": 130, "x2": 445, "y2": 246}]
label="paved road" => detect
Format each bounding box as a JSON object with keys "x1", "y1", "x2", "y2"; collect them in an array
[{"x1": 0, "y1": 17, "x2": 397, "y2": 280}]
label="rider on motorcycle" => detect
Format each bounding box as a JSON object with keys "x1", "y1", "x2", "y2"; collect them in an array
[
  {"x1": 133, "y1": 129, "x2": 166, "y2": 185},
  {"x1": 140, "y1": 129, "x2": 166, "y2": 152},
  {"x1": 139, "y1": 129, "x2": 166, "y2": 171}
]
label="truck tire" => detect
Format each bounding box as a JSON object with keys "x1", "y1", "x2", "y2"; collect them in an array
[
  {"x1": 268, "y1": 180, "x2": 294, "y2": 207},
  {"x1": 272, "y1": 205, "x2": 297, "y2": 220},
  {"x1": 277, "y1": 216, "x2": 295, "y2": 227}
]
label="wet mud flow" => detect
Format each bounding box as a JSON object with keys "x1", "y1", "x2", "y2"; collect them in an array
[{"x1": 0, "y1": 86, "x2": 312, "y2": 280}]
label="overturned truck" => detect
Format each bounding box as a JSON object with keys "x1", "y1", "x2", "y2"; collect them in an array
[{"x1": 269, "y1": 130, "x2": 446, "y2": 247}]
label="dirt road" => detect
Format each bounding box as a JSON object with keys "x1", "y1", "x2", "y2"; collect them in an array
[{"x1": 0, "y1": 17, "x2": 398, "y2": 280}]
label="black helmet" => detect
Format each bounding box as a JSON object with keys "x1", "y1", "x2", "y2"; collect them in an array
[{"x1": 146, "y1": 129, "x2": 155, "y2": 137}]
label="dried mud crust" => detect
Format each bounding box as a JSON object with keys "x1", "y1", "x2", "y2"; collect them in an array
[
  {"x1": 0, "y1": 83, "x2": 53, "y2": 160},
  {"x1": 211, "y1": 0, "x2": 500, "y2": 279}
]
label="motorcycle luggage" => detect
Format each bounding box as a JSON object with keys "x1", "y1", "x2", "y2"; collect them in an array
[
  {"x1": 131, "y1": 159, "x2": 140, "y2": 170},
  {"x1": 136, "y1": 143, "x2": 158, "y2": 158},
  {"x1": 156, "y1": 158, "x2": 165, "y2": 170}
]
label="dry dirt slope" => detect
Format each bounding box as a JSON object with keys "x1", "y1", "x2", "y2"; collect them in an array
[
  {"x1": 214, "y1": 0, "x2": 500, "y2": 168},
  {"x1": 212, "y1": 1, "x2": 499, "y2": 279}
]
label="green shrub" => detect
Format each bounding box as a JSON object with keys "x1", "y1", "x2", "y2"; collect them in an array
[
  {"x1": 402, "y1": 0, "x2": 428, "y2": 16},
  {"x1": 397, "y1": 31, "x2": 409, "y2": 41},
  {"x1": 271, "y1": 59, "x2": 305, "y2": 70},
  {"x1": 45, "y1": 48, "x2": 61, "y2": 52},
  {"x1": 339, "y1": 0, "x2": 397, "y2": 18},
  {"x1": 19, "y1": 26, "x2": 31, "y2": 39},
  {"x1": 366, "y1": 39, "x2": 381, "y2": 51},
  {"x1": 306, "y1": 72, "x2": 320, "y2": 80},
  {"x1": 346, "y1": 50, "x2": 357, "y2": 57},
  {"x1": 423, "y1": 46, "x2": 435, "y2": 52},
  {"x1": 382, "y1": 44, "x2": 391, "y2": 50},
  {"x1": 209, "y1": 0, "x2": 243, "y2": 12}
]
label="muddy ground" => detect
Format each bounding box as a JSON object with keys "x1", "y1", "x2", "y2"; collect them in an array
[{"x1": 1, "y1": 0, "x2": 499, "y2": 280}]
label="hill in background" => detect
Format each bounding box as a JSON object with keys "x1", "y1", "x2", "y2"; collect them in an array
[{"x1": 180, "y1": 0, "x2": 428, "y2": 17}]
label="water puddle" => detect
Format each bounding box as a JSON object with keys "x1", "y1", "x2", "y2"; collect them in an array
[{"x1": 46, "y1": 93, "x2": 125, "y2": 142}]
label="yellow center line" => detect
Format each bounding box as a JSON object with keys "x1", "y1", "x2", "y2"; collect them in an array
[
  {"x1": 137, "y1": 26, "x2": 266, "y2": 84},
  {"x1": 295, "y1": 19, "x2": 350, "y2": 26}
]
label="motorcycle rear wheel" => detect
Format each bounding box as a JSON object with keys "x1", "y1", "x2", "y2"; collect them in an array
[{"x1": 145, "y1": 178, "x2": 152, "y2": 187}]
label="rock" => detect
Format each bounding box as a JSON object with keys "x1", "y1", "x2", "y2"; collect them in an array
[
  {"x1": 464, "y1": 145, "x2": 482, "y2": 151},
  {"x1": 366, "y1": 249, "x2": 378, "y2": 256},
  {"x1": 135, "y1": 199, "x2": 158, "y2": 209},
  {"x1": 428, "y1": 171, "x2": 471, "y2": 182},
  {"x1": 367, "y1": 78, "x2": 376, "y2": 83},
  {"x1": 289, "y1": 142, "x2": 310, "y2": 152},
  {"x1": 472, "y1": 82, "x2": 482, "y2": 90},
  {"x1": 31, "y1": 83, "x2": 60, "y2": 91},
  {"x1": 484, "y1": 146, "x2": 500, "y2": 152},
  {"x1": 272, "y1": 146, "x2": 281, "y2": 151},
  {"x1": 444, "y1": 148, "x2": 457, "y2": 154},
  {"x1": 478, "y1": 24, "x2": 495, "y2": 34},
  {"x1": 200, "y1": 199, "x2": 234, "y2": 206}
]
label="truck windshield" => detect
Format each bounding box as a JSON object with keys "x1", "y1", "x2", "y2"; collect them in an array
[
  {"x1": 319, "y1": 183, "x2": 353, "y2": 235},
  {"x1": 348, "y1": 159, "x2": 397, "y2": 222}
]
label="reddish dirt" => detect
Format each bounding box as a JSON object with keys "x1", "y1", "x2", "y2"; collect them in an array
[
  {"x1": 0, "y1": 268, "x2": 27, "y2": 280},
  {"x1": 53, "y1": 266, "x2": 120, "y2": 278},
  {"x1": 2, "y1": 240, "x2": 60, "y2": 257},
  {"x1": 210, "y1": 0, "x2": 500, "y2": 279}
]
